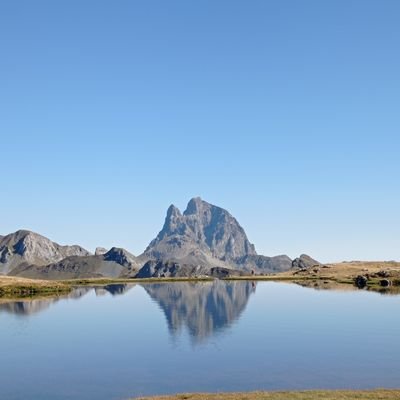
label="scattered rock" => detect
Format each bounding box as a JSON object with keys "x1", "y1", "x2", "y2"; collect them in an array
[
  {"x1": 355, "y1": 275, "x2": 368, "y2": 288},
  {"x1": 377, "y1": 270, "x2": 391, "y2": 278}
]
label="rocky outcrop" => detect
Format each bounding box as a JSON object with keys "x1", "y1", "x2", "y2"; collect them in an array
[
  {"x1": 0, "y1": 230, "x2": 90, "y2": 275},
  {"x1": 209, "y1": 267, "x2": 246, "y2": 278},
  {"x1": 236, "y1": 254, "x2": 293, "y2": 273},
  {"x1": 95, "y1": 247, "x2": 107, "y2": 256},
  {"x1": 292, "y1": 254, "x2": 321, "y2": 270},
  {"x1": 354, "y1": 275, "x2": 368, "y2": 288},
  {"x1": 135, "y1": 260, "x2": 246, "y2": 279},
  {"x1": 136, "y1": 260, "x2": 210, "y2": 278},
  {"x1": 103, "y1": 247, "x2": 137, "y2": 268}
]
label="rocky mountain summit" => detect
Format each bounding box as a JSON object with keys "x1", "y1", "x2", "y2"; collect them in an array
[
  {"x1": 141, "y1": 197, "x2": 292, "y2": 273},
  {"x1": 0, "y1": 230, "x2": 90, "y2": 275},
  {"x1": 144, "y1": 197, "x2": 257, "y2": 262}
]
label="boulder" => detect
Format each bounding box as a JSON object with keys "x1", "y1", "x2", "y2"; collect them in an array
[{"x1": 355, "y1": 275, "x2": 368, "y2": 288}]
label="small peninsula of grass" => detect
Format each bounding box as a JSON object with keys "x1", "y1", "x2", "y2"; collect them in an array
[{"x1": 136, "y1": 389, "x2": 400, "y2": 400}]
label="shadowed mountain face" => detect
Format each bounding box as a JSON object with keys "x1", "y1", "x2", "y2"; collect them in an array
[
  {"x1": 10, "y1": 247, "x2": 139, "y2": 280},
  {"x1": 0, "y1": 230, "x2": 90, "y2": 275},
  {"x1": 142, "y1": 280, "x2": 256, "y2": 342},
  {"x1": 140, "y1": 197, "x2": 292, "y2": 273}
]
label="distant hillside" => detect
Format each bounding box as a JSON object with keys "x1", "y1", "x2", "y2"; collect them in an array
[{"x1": 0, "y1": 230, "x2": 90, "y2": 275}]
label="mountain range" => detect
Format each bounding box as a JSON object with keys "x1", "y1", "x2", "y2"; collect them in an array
[{"x1": 0, "y1": 197, "x2": 319, "y2": 279}]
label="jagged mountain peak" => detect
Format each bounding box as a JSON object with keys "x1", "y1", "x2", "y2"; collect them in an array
[
  {"x1": 143, "y1": 197, "x2": 257, "y2": 266},
  {"x1": 184, "y1": 196, "x2": 206, "y2": 215},
  {"x1": 167, "y1": 204, "x2": 182, "y2": 217}
]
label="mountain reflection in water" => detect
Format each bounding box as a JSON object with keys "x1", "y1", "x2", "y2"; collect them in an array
[
  {"x1": 0, "y1": 284, "x2": 135, "y2": 316},
  {"x1": 143, "y1": 280, "x2": 256, "y2": 342},
  {"x1": 0, "y1": 281, "x2": 256, "y2": 342}
]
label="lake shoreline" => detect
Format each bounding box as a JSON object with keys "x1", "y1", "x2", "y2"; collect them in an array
[
  {"x1": 1, "y1": 261, "x2": 400, "y2": 298},
  {"x1": 135, "y1": 389, "x2": 400, "y2": 400}
]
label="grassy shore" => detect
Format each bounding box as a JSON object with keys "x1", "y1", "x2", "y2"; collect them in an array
[
  {"x1": 0, "y1": 276, "x2": 71, "y2": 297},
  {"x1": 136, "y1": 390, "x2": 400, "y2": 400},
  {"x1": 0, "y1": 276, "x2": 216, "y2": 298}
]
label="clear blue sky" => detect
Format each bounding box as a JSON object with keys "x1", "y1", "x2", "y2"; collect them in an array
[{"x1": 1, "y1": 0, "x2": 399, "y2": 262}]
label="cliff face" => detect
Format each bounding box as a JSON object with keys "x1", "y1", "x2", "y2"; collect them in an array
[
  {"x1": 143, "y1": 197, "x2": 256, "y2": 264},
  {"x1": 141, "y1": 197, "x2": 291, "y2": 273}
]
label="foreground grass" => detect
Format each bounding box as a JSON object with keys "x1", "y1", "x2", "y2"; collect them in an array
[
  {"x1": 136, "y1": 389, "x2": 400, "y2": 400},
  {"x1": 0, "y1": 276, "x2": 71, "y2": 297}
]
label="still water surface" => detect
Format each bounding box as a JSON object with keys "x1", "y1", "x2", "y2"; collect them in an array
[{"x1": 0, "y1": 281, "x2": 399, "y2": 400}]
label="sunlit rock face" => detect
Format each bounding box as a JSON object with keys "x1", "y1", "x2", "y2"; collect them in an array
[
  {"x1": 142, "y1": 197, "x2": 256, "y2": 266},
  {"x1": 142, "y1": 280, "x2": 256, "y2": 343},
  {"x1": 0, "y1": 230, "x2": 90, "y2": 275}
]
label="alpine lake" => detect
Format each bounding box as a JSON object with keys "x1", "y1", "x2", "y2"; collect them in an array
[{"x1": 1, "y1": 280, "x2": 399, "y2": 400}]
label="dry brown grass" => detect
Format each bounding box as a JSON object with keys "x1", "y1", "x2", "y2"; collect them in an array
[
  {"x1": 0, "y1": 275, "x2": 71, "y2": 297},
  {"x1": 271, "y1": 261, "x2": 400, "y2": 283},
  {"x1": 135, "y1": 390, "x2": 400, "y2": 400}
]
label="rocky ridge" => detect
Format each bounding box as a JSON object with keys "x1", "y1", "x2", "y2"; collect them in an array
[
  {"x1": 2, "y1": 197, "x2": 318, "y2": 279},
  {"x1": 0, "y1": 230, "x2": 90, "y2": 275}
]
